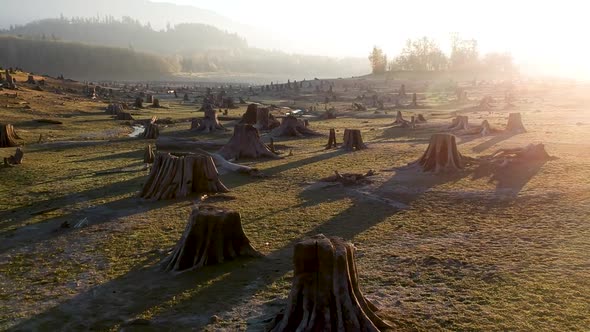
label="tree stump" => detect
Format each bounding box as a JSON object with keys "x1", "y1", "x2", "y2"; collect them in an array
[
  {"x1": 409, "y1": 133, "x2": 465, "y2": 173},
  {"x1": 449, "y1": 115, "x2": 469, "y2": 131},
  {"x1": 106, "y1": 103, "x2": 124, "y2": 115},
  {"x1": 152, "y1": 98, "x2": 161, "y2": 108},
  {"x1": 505, "y1": 112, "x2": 526, "y2": 133},
  {"x1": 0, "y1": 124, "x2": 19, "y2": 147},
  {"x1": 134, "y1": 97, "x2": 143, "y2": 108},
  {"x1": 393, "y1": 111, "x2": 407, "y2": 125},
  {"x1": 161, "y1": 205, "x2": 261, "y2": 272},
  {"x1": 342, "y1": 129, "x2": 367, "y2": 151},
  {"x1": 183, "y1": 93, "x2": 189, "y2": 101},
  {"x1": 140, "y1": 117, "x2": 159, "y2": 139},
  {"x1": 271, "y1": 115, "x2": 320, "y2": 137},
  {"x1": 115, "y1": 111, "x2": 134, "y2": 120},
  {"x1": 218, "y1": 124, "x2": 278, "y2": 160},
  {"x1": 193, "y1": 105, "x2": 224, "y2": 133},
  {"x1": 411, "y1": 92, "x2": 418, "y2": 107},
  {"x1": 240, "y1": 103, "x2": 259, "y2": 124},
  {"x1": 144, "y1": 145, "x2": 155, "y2": 163},
  {"x1": 268, "y1": 234, "x2": 392, "y2": 332},
  {"x1": 4, "y1": 147, "x2": 23, "y2": 166},
  {"x1": 26, "y1": 75, "x2": 36, "y2": 84},
  {"x1": 483, "y1": 143, "x2": 554, "y2": 167},
  {"x1": 416, "y1": 114, "x2": 427, "y2": 123},
  {"x1": 254, "y1": 107, "x2": 279, "y2": 130},
  {"x1": 140, "y1": 152, "x2": 228, "y2": 200},
  {"x1": 146, "y1": 94, "x2": 154, "y2": 103},
  {"x1": 326, "y1": 128, "x2": 338, "y2": 149}
]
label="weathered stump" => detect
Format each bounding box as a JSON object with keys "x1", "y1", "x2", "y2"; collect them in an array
[
  {"x1": 115, "y1": 111, "x2": 134, "y2": 120},
  {"x1": 482, "y1": 143, "x2": 554, "y2": 167},
  {"x1": 218, "y1": 124, "x2": 278, "y2": 160},
  {"x1": 0, "y1": 124, "x2": 19, "y2": 147},
  {"x1": 146, "y1": 94, "x2": 154, "y2": 103},
  {"x1": 268, "y1": 234, "x2": 392, "y2": 332},
  {"x1": 505, "y1": 112, "x2": 526, "y2": 133},
  {"x1": 449, "y1": 115, "x2": 469, "y2": 131},
  {"x1": 342, "y1": 129, "x2": 366, "y2": 151},
  {"x1": 393, "y1": 111, "x2": 407, "y2": 125},
  {"x1": 144, "y1": 145, "x2": 155, "y2": 163},
  {"x1": 161, "y1": 205, "x2": 261, "y2": 272},
  {"x1": 140, "y1": 117, "x2": 159, "y2": 139},
  {"x1": 193, "y1": 106, "x2": 224, "y2": 133},
  {"x1": 416, "y1": 114, "x2": 427, "y2": 123},
  {"x1": 254, "y1": 107, "x2": 279, "y2": 130},
  {"x1": 409, "y1": 133, "x2": 465, "y2": 173},
  {"x1": 152, "y1": 98, "x2": 161, "y2": 108},
  {"x1": 134, "y1": 97, "x2": 143, "y2": 108},
  {"x1": 240, "y1": 103, "x2": 259, "y2": 124},
  {"x1": 26, "y1": 75, "x2": 36, "y2": 84},
  {"x1": 411, "y1": 92, "x2": 418, "y2": 107},
  {"x1": 326, "y1": 128, "x2": 338, "y2": 149},
  {"x1": 106, "y1": 103, "x2": 124, "y2": 115},
  {"x1": 271, "y1": 115, "x2": 320, "y2": 137},
  {"x1": 4, "y1": 147, "x2": 23, "y2": 166},
  {"x1": 140, "y1": 152, "x2": 228, "y2": 200}
]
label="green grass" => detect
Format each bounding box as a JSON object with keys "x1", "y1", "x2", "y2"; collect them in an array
[{"x1": 1, "y1": 73, "x2": 589, "y2": 331}]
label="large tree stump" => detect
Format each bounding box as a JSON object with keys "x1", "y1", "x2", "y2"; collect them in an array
[
  {"x1": 140, "y1": 152, "x2": 228, "y2": 200},
  {"x1": 134, "y1": 97, "x2": 143, "y2": 108},
  {"x1": 240, "y1": 103, "x2": 259, "y2": 124},
  {"x1": 482, "y1": 143, "x2": 554, "y2": 167},
  {"x1": 505, "y1": 112, "x2": 526, "y2": 133},
  {"x1": 115, "y1": 111, "x2": 134, "y2": 120},
  {"x1": 392, "y1": 111, "x2": 407, "y2": 125},
  {"x1": 326, "y1": 128, "x2": 338, "y2": 149},
  {"x1": 271, "y1": 115, "x2": 320, "y2": 137},
  {"x1": 193, "y1": 105, "x2": 224, "y2": 133},
  {"x1": 409, "y1": 133, "x2": 465, "y2": 173},
  {"x1": 269, "y1": 234, "x2": 392, "y2": 332},
  {"x1": 161, "y1": 205, "x2": 261, "y2": 272},
  {"x1": 449, "y1": 115, "x2": 469, "y2": 131},
  {"x1": 254, "y1": 107, "x2": 279, "y2": 130},
  {"x1": 342, "y1": 129, "x2": 367, "y2": 151},
  {"x1": 144, "y1": 145, "x2": 155, "y2": 163},
  {"x1": 0, "y1": 124, "x2": 19, "y2": 147},
  {"x1": 4, "y1": 147, "x2": 23, "y2": 166},
  {"x1": 218, "y1": 124, "x2": 278, "y2": 160},
  {"x1": 106, "y1": 103, "x2": 124, "y2": 115},
  {"x1": 140, "y1": 117, "x2": 159, "y2": 139}
]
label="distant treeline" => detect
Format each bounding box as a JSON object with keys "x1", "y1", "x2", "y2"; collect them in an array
[
  {"x1": 0, "y1": 36, "x2": 178, "y2": 80},
  {"x1": 369, "y1": 35, "x2": 517, "y2": 78},
  {"x1": 1, "y1": 17, "x2": 368, "y2": 79},
  {"x1": 3, "y1": 17, "x2": 247, "y2": 55}
]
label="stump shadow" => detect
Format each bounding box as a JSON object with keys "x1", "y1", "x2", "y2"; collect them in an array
[
  {"x1": 471, "y1": 159, "x2": 548, "y2": 196},
  {"x1": 0, "y1": 176, "x2": 179, "y2": 253},
  {"x1": 470, "y1": 132, "x2": 518, "y2": 154}
]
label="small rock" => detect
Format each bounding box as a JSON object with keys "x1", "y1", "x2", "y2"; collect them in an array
[{"x1": 210, "y1": 315, "x2": 221, "y2": 324}]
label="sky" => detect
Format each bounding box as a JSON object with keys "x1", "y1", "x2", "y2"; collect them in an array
[{"x1": 154, "y1": 0, "x2": 590, "y2": 79}]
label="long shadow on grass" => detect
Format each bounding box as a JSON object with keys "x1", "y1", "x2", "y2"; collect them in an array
[
  {"x1": 8, "y1": 153, "x2": 476, "y2": 330},
  {"x1": 142, "y1": 167, "x2": 476, "y2": 329},
  {"x1": 471, "y1": 159, "x2": 548, "y2": 196},
  {"x1": 0, "y1": 175, "x2": 181, "y2": 253},
  {"x1": 470, "y1": 132, "x2": 519, "y2": 154}
]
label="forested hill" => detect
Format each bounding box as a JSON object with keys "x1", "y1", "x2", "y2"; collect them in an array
[
  {"x1": 0, "y1": 36, "x2": 178, "y2": 80},
  {"x1": 3, "y1": 18, "x2": 248, "y2": 55}
]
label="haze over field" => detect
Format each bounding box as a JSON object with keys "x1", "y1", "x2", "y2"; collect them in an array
[{"x1": 1, "y1": 0, "x2": 588, "y2": 79}]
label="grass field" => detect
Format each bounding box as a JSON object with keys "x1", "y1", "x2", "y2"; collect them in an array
[{"x1": 1, "y1": 71, "x2": 589, "y2": 331}]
